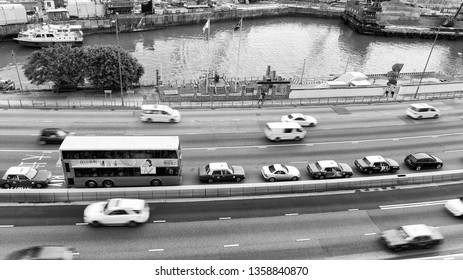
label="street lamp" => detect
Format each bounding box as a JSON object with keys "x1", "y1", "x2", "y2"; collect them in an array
[
  {"x1": 114, "y1": 18, "x2": 125, "y2": 106},
  {"x1": 414, "y1": 28, "x2": 440, "y2": 99}
]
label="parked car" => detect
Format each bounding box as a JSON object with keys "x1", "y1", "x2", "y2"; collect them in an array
[
  {"x1": 406, "y1": 103, "x2": 440, "y2": 119},
  {"x1": 307, "y1": 160, "x2": 353, "y2": 179},
  {"x1": 444, "y1": 197, "x2": 463, "y2": 217},
  {"x1": 261, "y1": 164, "x2": 300, "y2": 182},
  {"x1": 380, "y1": 224, "x2": 444, "y2": 252},
  {"x1": 38, "y1": 128, "x2": 72, "y2": 144},
  {"x1": 83, "y1": 198, "x2": 150, "y2": 227},
  {"x1": 264, "y1": 122, "x2": 306, "y2": 141},
  {"x1": 404, "y1": 152, "x2": 443, "y2": 171},
  {"x1": 281, "y1": 113, "x2": 318, "y2": 127},
  {"x1": 139, "y1": 104, "x2": 181, "y2": 123},
  {"x1": 0, "y1": 79, "x2": 15, "y2": 91},
  {"x1": 5, "y1": 246, "x2": 75, "y2": 260},
  {"x1": 198, "y1": 162, "x2": 245, "y2": 183},
  {"x1": 0, "y1": 166, "x2": 52, "y2": 189},
  {"x1": 354, "y1": 155, "x2": 399, "y2": 174}
]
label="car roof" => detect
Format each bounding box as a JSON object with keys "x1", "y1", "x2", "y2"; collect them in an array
[
  {"x1": 270, "y1": 164, "x2": 285, "y2": 171},
  {"x1": 106, "y1": 199, "x2": 146, "y2": 211},
  {"x1": 409, "y1": 103, "x2": 434, "y2": 109},
  {"x1": 316, "y1": 160, "x2": 339, "y2": 168},
  {"x1": 365, "y1": 155, "x2": 386, "y2": 162},
  {"x1": 266, "y1": 122, "x2": 303, "y2": 129},
  {"x1": 141, "y1": 104, "x2": 172, "y2": 111},
  {"x1": 6, "y1": 166, "x2": 33, "y2": 175},
  {"x1": 401, "y1": 224, "x2": 433, "y2": 237},
  {"x1": 409, "y1": 152, "x2": 433, "y2": 159},
  {"x1": 208, "y1": 162, "x2": 230, "y2": 170},
  {"x1": 289, "y1": 113, "x2": 305, "y2": 118}
]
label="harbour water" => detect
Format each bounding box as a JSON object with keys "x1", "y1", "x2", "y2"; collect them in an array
[{"x1": 1, "y1": 16, "x2": 463, "y2": 89}]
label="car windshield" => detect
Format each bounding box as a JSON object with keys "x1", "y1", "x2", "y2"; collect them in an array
[
  {"x1": 268, "y1": 165, "x2": 276, "y2": 172},
  {"x1": 205, "y1": 164, "x2": 210, "y2": 173},
  {"x1": 227, "y1": 164, "x2": 234, "y2": 172},
  {"x1": 397, "y1": 227, "x2": 409, "y2": 238},
  {"x1": 408, "y1": 155, "x2": 417, "y2": 163},
  {"x1": 363, "y1": 158, "x2": 371, "y2": 165},
  {"x1": 25, "y1": 168, "x2": 37, "y2": 179}
]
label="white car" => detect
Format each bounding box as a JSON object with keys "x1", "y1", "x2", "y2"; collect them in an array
[
  {"x1": 281, "y1": 113, "x2": 318, "y2": 127},
  {"x1": 406, "y1": 103, "x2": 440, "y2": 119},
  {"x1": 261, "y1": 164, "x2": 300, "y2": 182},
  {"x1": 84, "y1": 198, "x2": 150, "y2": 227},
  {"x1": 140, "y1": 104, "x2": 181, "y2": 123},
  {"x1": 444, "y1": 198, "x2": 463, "y2": 217}
]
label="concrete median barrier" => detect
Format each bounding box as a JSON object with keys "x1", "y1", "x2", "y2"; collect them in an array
[{"x1": 1, "y1": 169, "x2": 463, "y2": 203}]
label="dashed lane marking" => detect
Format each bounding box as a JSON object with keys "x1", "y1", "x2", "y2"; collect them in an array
[
  {"x1": 285, "y1": 213, "x2": 299, "y2": 216},
  {"x1": 153, "y1": 220, "x2": 166, "y2": 223},
  {"x1": 224, "y1": 244, "x2": 239, "y2": 248},
  {"x1": 0, "y1": 225, "x2": 14, "y2": 228},
  {"x1": 219, "y1": 217, "x2": 231, "y2": 220},
  {"x1": 364, "y1": 233, "x2": 377, "y2": 236},
  {"x1": 348, "y1": 209, "x2": 359, "y2": 211},
  {"x1": 75, "y1": 223, "x2": 88, "y2": 226},
  {"x1": 149, "y1": 249, "x2": 164, "y2": 252},
  {"x1": 380, "y1": 200, "x2": 447, "y2": 210},
  {"x1": 296, "y1": 238, "x2": 311, "y2": 242}
]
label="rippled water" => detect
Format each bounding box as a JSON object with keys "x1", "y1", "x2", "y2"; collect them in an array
[{"x1": 1, "y1": 16, "x2": 463, "y2": 87}]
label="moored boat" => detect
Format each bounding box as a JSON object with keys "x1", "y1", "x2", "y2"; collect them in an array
[{"x1": 13, "y1": 23, "x2": 84, "y2": 47}]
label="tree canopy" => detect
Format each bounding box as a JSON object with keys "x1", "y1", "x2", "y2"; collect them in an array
[{"x1": 23, "y1": 44, "x2": 144, "y2": 91}]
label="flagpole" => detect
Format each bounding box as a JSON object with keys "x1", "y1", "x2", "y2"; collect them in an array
[
  {"x1": 236, "y1": 18, "x2": 242, "y2": 80},
  {"x1": 11, "y1": 50, "x2": 23, "y2": 91}
]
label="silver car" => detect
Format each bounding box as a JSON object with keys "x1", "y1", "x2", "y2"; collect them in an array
[{"x1": 261, "y1": 164, "x2": 300, "y2": 182}]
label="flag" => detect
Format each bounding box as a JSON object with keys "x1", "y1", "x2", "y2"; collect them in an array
[
  {"x1": 203, "y1": 19, "x2": 210, "y2": 40},
  {"x1": 234, "y1": 18, "x2": 243, "y2": 31}
]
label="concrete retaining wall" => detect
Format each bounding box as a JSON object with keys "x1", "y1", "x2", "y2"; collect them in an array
[{"x1": 1, "y1": 170, "x2": 462, "y2": 203}]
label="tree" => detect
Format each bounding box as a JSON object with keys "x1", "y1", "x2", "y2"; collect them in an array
[
  {"x1": 85, "y1": 45, "x2": 144, "y2": 90},
  {"x1": 23, "y1": 44, "x2": 86, "y2": 90}
]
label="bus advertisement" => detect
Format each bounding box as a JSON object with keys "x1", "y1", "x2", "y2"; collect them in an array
[{"x1": 59, "y1": 136, "x2": 182, "y2": 188}]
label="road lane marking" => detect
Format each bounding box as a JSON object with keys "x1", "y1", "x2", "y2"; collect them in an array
[
  {"x1": 285, "y1": 213, "x2": 299, "y2": 216},
  {"x1": 380, "y1": 200, "x2": 447, "y2": 210},
  {"x1": 153, "y1": 220, "x2": 166, "y2": 223},
  {"x1": 445, "y1": 149, "x2": 463, "y2": 153},
  {"x1": 0, "y1": 225, "x2": 14, "y2": 228},
  {"x1": 224, "y1": 244, "x2": 239, "y2": 248},
  {"x1": 72, "y1": 252, "x2": 80, "y2": 256},
  {"x1": 348, "y1": 209, "x2": 359, "y2": 211},
  {"x1": 296, "y1": 238, "x2": 311, "y2": 242},
  {"x1": 417, "y1": 253, "x2": 463, "y2": 260},
  {"x1": 219, "y1": 217, "x2": 231, "y2": 220},
  {"x1": 364, "y1": 233, "x2": 376, "y2": 236},
  {"x1": 149, "y1": 249, "x2": 164, "y2": 252},
  {"x1": 75, "y1": 223, "x2": 88, "y2": 226}
]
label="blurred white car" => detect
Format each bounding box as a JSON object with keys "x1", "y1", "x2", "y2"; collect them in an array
[
  {"x1": 406, "y1": 103, "x2": 440, "y2": 119},
  {"x1": 84, "y1": 198, "x2": 150, "y2": 227},
  {"x1": 261, "y1": 164, "x2": 300, "y2": 182},
  {"x1": 5, "y1": 246, "x2": 75, "y2": 260},
  {"x1": 281, "y1": 113, "x2": 318, "y2": 127},
  {"x1": 444, "y1": 198, "x2": 463, "y2": 217}
]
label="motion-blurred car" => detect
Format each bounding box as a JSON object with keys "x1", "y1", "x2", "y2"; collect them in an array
[
  {"x1": 84, "y1": 198, "x2": 150, "y2": 227},
  {"x1": 5, "y1": 246, "x2": 75, "y2": 260},
  {"x1": 354, "y1": 155, "x2": 399, "y2": 174},
  {"x1": 38, "y1": 128, "x2": 72, "y2": 144},
  {"x1": 307, "y1": 160, "x2": 353, "y2": 179},
  {"x1": 0, "y1": 79, "x2": 15, "y2": 91},
  {"x1": 380, "y1": 224, "x2": 444, "y2": 252},
  {"x1": 404, "y1": 152, "x2": 443, "y2": 171},
  {"x1": 444, "y1": 198, "x2": 463, "y2": 217},
  {"x1": 198, "y1": 162, "x2": 245, "y2": 183},
  {"x1": 0, "y1": 166, "x2": 52, "y2": 189},
  {"x1": 281, "y1": 113, "x2": 318, "y2": 127},
  {"x1": 261, "y1": 164, "x2": 300, "y2": 182},
  {"x1": 406, "y1": 103, "x2": 440, "y2": 119},
  {"x1": 140, "y1": 104, "x2": 181, "y2": 123}
]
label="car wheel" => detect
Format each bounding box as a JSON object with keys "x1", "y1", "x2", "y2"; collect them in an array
[
  {"x1": 39, "y1": 140, "x2": 46, "y2": 145},
  {"x1": 127, "y1": 221, "x2": 138, "y2": 227},
  {"x1": 291, "y1": 176, "x2": 299, "y2": 181},
  {"x1": 236, "y1": 177, "x2": 242, "y2": 182},
  {"x1": 368, "y1": 170, "x2": 373, "y2": 175},
  {"x1": 418, "y1": 116, "x2": 423, "y2": 119},
  {"x1": 309, "y1": 123, "x2": 315, "y2": 127},
  {"x1": 294, "y1": 136, "x2": 301, "y2": 141},
  {"x1": 147, "y1": 118, "x2": 153, "y2": 123},
  {"x1": 207, "y1": 178, "x2": 214, "y2": 183},
  {"x1": 85, "y1": 180, "x2": 98, "y2": 188},
  {"x1": 424, "y1": 243, "x2": 434, "y2": 249},
  {"x1": 392, "y1": 246, "x2": 402, "y2": 252},
  {"x1": 150, "y1": 179, "x2": 162, "y2": 186},
  {"x1": 434, "y1": 114, "x2": 439, "y2": 119},
  {"x1": 90, "y1": 221, "x2": 100, "y2": 227},
  {"x1": 170, "y1": 119, "x2": 175, "y2": 123},
  {"x1": 274, "y1": 137, "x2": 280, "y2": 142},
  {"x1": 319, "y1": 175, "x2": 325, "y2": 180},
  {"x1": 416, "y1": 166, "x2": 421, "y2": 171},
  {"x1": 102, "y1": 180, "x2": 114, "y2": 188},
  {"x1": 269, "y1": 177, "x2": 276, "y2": 182},
  {"x1": 392, "y1": 169, "x2": 398, "y2": 173},
  {"x1": 344, "y1": 174, "x2": 351, "y2": 178},
  {"x1": 2, "y1": 183, "x2": 11, "y2": 189},
  {"x1": 35, "y1": 183, "x2": 44, "y2": 189},
  {"x1": 436, "y1": 164, "x2": 442, "y2": 169}
]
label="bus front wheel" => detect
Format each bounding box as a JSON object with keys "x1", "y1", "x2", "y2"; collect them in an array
[
  {"x1": 102, "y1": 180, "x2": 114, "y2": 188},
  {"x1": 85, "y1": 180, "x2": 98, "y2": 188},
  {"x1": 150, "y1": 179, "x2": 162, "y2": 186}
]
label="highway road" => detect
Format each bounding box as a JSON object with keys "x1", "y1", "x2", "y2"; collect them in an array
[{"x1": 0, "y1": 100, "x2": 463, "y2": 186}]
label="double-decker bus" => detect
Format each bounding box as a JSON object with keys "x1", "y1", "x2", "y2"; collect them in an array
[{"x1": 59, "y1": 136, "x2": 182, "y2": 188}]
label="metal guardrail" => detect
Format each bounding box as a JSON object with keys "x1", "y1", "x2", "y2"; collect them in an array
[{"x1": 1, "y1": 170, "x2": 462, "y2": 203}]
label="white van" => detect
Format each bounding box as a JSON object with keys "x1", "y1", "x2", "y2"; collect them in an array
[
  {"x1": 140, "y1": 104, "x2": 181, "y2": 123},
  {"x1": 264, "y1": 122, "x2": 306, "y2": 141}
]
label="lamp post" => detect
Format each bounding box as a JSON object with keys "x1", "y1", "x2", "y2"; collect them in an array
[
  {"x1": 114, "y1": 18, "x2": 124, "y2": 106},
  {"x1": 414, "y1": 28, "x2": 440, "y2": 99}
]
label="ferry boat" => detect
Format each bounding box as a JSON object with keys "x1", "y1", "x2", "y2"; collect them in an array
[{"x1": 13, "y1": 24, "x2": 84, "y2": 47}]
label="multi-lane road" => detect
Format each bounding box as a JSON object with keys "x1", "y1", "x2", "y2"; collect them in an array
[{"x1": 1, "y1": 100, "x2": 463, "y2": 259}]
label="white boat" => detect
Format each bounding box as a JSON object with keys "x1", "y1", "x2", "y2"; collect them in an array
[{"x1": 13, "y1": 24, "x2": 84, "y2": 47}]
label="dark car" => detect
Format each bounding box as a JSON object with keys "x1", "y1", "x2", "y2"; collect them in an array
[
  {"x1": 39, "y1": 128, "x2": 71, "y2": 144},
  {"x1": 354, "y1": 155, "x2": 400, "y2": 174},
  {"x1": 5, "y1": 246, "x2": 75, "y2": 260},
  {"x1": 404, "y1": 152, "x2": 443, "y2": 171},
  {"x1": 198, "y1": 162, "x2": 245, "y2": 183}
]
